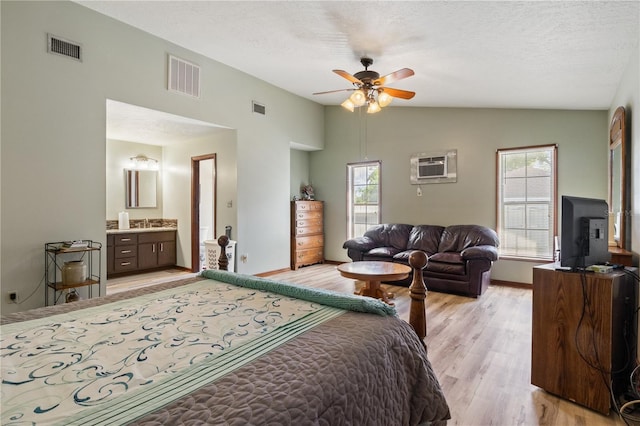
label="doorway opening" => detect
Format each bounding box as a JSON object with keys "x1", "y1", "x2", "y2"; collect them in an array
[
  {"x1": 191, "y1": 154, "x2": 217, "y2": 272},
  {"x1": 106, "y1": 99, "x2": 235, "y2": 290}
]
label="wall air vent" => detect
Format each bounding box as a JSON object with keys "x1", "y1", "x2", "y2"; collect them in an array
[
  {"x1": 168, "y1": 55, "x2": 201, "y2": 98},
  {"x1": 47, "y1": 34, "x2": 82, "y2": 61},
  {"x1": 252, "y1": 101, "x2": 266, "y2": 115}
]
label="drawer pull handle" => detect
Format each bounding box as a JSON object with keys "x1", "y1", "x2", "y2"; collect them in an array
[
  {"x1": 121, "y1": 250, "x2": 132, "y2": 254},
  {"x1": 121, "y1": 262, "x2": 131, "y2": 266},
  {"x1": 121, "y1": 238, "x2": 131, "y2": 242}
]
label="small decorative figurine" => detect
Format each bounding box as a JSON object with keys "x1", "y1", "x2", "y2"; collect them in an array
[{"x1": 301, "y1": 184, "x2": 315, "y2": 200}]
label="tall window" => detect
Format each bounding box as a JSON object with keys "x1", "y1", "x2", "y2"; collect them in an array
[
  {"x1": 347, "y1": 161, "x2": 381, "y2": 239},
  {"x1": 497, "y1": 145, "x2": 557, "y2": 260}
]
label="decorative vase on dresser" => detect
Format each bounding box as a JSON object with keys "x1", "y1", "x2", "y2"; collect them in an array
[{"x1": 290, "y1": 200, "x2": 324, "y2": 270}]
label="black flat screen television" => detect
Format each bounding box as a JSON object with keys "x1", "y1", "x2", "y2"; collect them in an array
[{"x1": 560, "y1": 195, "x2": 610, "y2": 269}]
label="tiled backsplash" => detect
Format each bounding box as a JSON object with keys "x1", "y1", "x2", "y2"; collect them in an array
[{"x1": 106, "y1": 218, "x2": 177, "y2": 230}]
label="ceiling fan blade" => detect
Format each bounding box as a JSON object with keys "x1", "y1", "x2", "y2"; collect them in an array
[
  {"x1": 333, "y1": 69, "x2": 363, "y2": 84},
  {"x1": 374, "y1": 68, "x2": 414, "y2": 86},
  {"x1": 381, "y1": 87, "x2": 415, "y2": 100},
  {"x1": 313, "y1": 88, "x2": 355, "y2": 95}
]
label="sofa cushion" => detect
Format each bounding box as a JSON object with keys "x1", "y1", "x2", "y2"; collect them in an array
[
  {"x1": 366, "y1": 247, "x2": 402, "y2": 258},
  {"x1": 429, "y1": 252, "x2": 463, "y2": 264},
  {"x1": 392, "y1": 250, "x2": 414, "y2": 263},
  {"x1": 407, "y1": 225, "x2": 444, "y2": 255},
  {"x1": 438, "y1": 225, "x2": 500, "y2": 253},
  {"x1": 427, "y1": 252, "x2": 465, "y2": 275},
  {"x1": 363, "y1": 224, "x2": 413, "y2": 250},
  {"x1": 426, "y1": 261, "x2": 466, "y2": 276}
]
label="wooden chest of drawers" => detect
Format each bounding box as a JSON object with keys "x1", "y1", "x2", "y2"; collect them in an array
[{"x1": 291, "y1": 200, "x2": 324, "y2": 270}]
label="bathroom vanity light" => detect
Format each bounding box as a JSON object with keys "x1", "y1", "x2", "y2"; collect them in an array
[{"x1": 129, "y1": 154, "x2": 159, "y2": 170}]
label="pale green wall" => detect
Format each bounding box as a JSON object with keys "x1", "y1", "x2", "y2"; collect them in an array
[
  {"x1": 162, "y1": 132, "x2": 238, "y2": 268},
  {"x1": 312, "y1": 107, "x2": 608, "y2": 284},
  {"x1": 290, "y1": 149, "x2": 310, "y2": 200},
  {"x1": 0, "y1": 1, "x2": 323, "y2": 314},
  {"x1": 609, "y1": 41, "x2": 639, "y2": 262},
  {"x1": 609, "y1": 36, "x2": 639, "y2": 367}
]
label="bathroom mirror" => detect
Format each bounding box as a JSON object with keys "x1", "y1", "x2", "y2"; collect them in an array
[
  {"x1": 608, "y1": 107, "x2": 628, "y2": 249},
  {"x1": 125, "y1": 169, "x2": 157, "y2": 208}
]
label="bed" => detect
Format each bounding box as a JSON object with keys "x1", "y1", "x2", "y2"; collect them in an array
[{"x1": 1, "y1": 243, "x2": 450, "y2": 425}]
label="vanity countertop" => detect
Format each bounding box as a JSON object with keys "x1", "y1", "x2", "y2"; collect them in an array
[{"x1": 107, "y1": 227, "x2": 177, "y2": 235}]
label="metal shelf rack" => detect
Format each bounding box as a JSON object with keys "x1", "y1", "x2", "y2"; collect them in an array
[{"x1": 45, "y1": 240, "x2": 102, "y2": 305}]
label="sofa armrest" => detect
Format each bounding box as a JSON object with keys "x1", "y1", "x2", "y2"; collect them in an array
[
  {"x1": 346, "y1": 248, "x2": 364, "y2": 262},
  {"x1": 461, "y1": 245, "x2": 499, "y2": 262},
  {"x1": 343, "y1": 236, "x2": 378, "y2": 251}
]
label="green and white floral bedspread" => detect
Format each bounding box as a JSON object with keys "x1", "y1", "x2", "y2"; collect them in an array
[{"x1": 1, "y1": 278, "x2": 346, "y2": 425}]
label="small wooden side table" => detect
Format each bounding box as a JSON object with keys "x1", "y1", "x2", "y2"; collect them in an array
[{"x1": 337, "y1": 261, "x2": 411, "y2": 305}]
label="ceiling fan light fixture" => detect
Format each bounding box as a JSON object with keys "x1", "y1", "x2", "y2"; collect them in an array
[
  {"x1": 341, "y1": 98, "x2": 355, "y2": 112},
  {"x1": 315, "y1": 58, "x2": 414, "y2": 114},
  {"x1": 349, "y1": 89, "x2": 367, "y2": 107},
  {"x1": 367, "y1": 101, "x2": 381, "y2": 114},
  {"x1": 378, "y1": 91, "x2": 393, "y2": 107}
]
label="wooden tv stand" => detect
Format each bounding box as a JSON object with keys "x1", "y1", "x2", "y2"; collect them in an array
[{"x1": 531, "y1": 264, "x2": 636, "y2": 414}]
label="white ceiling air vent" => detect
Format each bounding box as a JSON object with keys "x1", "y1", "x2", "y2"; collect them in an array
[
  {"x1": 168, "y1": 55, "x2": 200, "y2": 98},
  {"x1": 252, "y1": 101, "x2": 266, "y2": 115},
  {"x1": 47, "y1": 34, "x2": 82, "y2": 62}
]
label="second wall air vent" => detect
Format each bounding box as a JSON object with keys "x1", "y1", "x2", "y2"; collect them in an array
[
  {"x1": 252, "y1": 101, "x2": 266, "y2": 115},
  {"x1": 168, "y1": 55, "x2": 201, "y2": 98},
  {"x1": 47, "y1": 34, "x2": 82, "y2": 61}
]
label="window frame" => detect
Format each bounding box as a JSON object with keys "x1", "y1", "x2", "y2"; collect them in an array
[
  {"x1": 346, "y1": 160, "x2": 381, "y2": 239},
  {"x1": 496, "y1": 144, "x2": 558, "y2": 261}
]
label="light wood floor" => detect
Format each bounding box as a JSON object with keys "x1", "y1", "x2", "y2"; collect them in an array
[{"x1": 107, "y1": 265, "x2": 625, "y2": 425}]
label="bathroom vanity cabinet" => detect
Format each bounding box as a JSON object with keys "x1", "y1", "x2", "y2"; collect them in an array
[
  {"x1": 107, "y1": 229, "x2": 176, "y2": 277},
  {"x1": 138, "y1": 231, "x2": 177, "y2": 270}
]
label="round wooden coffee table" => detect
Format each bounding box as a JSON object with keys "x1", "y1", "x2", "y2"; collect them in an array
[{"x1": 337, "y1": 261, "x2": 411, "y2": 305}]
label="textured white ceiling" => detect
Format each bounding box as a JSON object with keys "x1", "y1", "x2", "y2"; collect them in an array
[
  {"x1": 78, "y1": 0, "x2": 639, "y2": 110},
  {"x1": 83, "y1": 1, "x2": 639, "y2": 145},
  {"x1": 106, "y1": 100, "x2": 230, "y2": 146}
]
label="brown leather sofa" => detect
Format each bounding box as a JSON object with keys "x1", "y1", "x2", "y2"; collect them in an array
[{"x1": 343, "y1": 224, "x2": 499, "y2": 297}]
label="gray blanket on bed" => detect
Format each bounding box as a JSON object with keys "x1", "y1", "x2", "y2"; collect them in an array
[{"x1": 2, "y1": 277, "x2": 450, "y2": 426}]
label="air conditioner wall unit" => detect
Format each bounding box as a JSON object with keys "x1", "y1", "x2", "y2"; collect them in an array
[{"x1": 410, "y1": 149, "x2": 457, "y2": 184}]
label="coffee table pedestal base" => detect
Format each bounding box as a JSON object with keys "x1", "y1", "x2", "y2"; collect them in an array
[{"x1": 355, "y1": 281, "x2": 395, "y2": 305}]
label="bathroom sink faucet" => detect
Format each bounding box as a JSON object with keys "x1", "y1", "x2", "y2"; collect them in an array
[{"x1": 144, "y1": 218, "x2": 149, "y2": 228}]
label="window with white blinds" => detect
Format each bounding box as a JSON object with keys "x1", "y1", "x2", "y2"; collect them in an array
[
  {"x1": 347, "y1": 161, "x2": 381, "y2": 239},
  {"x1": 497, "y1": 145, "x2": 557, "y2": 260}
]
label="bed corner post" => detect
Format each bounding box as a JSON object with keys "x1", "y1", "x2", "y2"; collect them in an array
[
  {"x1": 217, "y1": 235, "x2": 229, "y2": 271},
  {"x1": 408, "y1": 250, "x2": 428, "y2": 344}
]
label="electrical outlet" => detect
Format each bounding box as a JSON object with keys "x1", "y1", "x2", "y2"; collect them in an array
[
  {"x1": 8, "y1": 291, "x2": 18, "y2": 303},
  {"x1": 240, "y1": 254, "x2": 248, "y2": 263}
]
